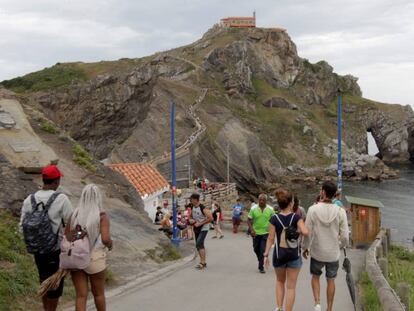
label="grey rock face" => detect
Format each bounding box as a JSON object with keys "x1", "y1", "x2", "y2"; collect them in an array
[
  {"x1": 0, "y1": 107, "x2": 16, "y2": 129},
  {"x1": 361, "y1": 107, "x2": 414, "y2": 162},
  {"x1": 203, "y1": 29, "x2": 300, "y2": 95},
  {"x1": 263, "y1": 97, "x2": 298, "y2": 110},
  {"x1": 34, "y1": 67, "x2": 158, "y2": 159},
  {"x1": 292, "y1": 60, "x2": 362, "y2": 106},
  {"x1": 14, "y1": 26, "x2": 414, "y2": 193},
  {"x1": 0, "y1": 154, "x2": 38, "y2": 215}
]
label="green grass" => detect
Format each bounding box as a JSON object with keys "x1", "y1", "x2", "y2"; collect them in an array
[
  {"x1": 144, "y1": 244, "x2": 181, "y2": 264},
  {"x1": 72, "y1": 143, "x2": 96, "y2": 172},
  {"x1": 359, "y1": 272, "x2": 383, "y2": 311},
  {"x1": 0, "y1": 58, "x2": 148, "y2": 93},
  {"x1": 0, "y1": 64, "x2": 88, "y2": 93},
  {"x1": 251, "y1": 78, "x2": 297, "y2": 103},
  {"x1": 0, "y1": 210, "x2": 39, "y2": 311},
  {"x1": 388, "y1": 245, "x2": 414, "y2": 308},
  {"x1": 0, "y1": 210, "x2": 117, "y2": 310},
  {"x1": 40, "y1": 120, "x2": 59, "y2": 134}
]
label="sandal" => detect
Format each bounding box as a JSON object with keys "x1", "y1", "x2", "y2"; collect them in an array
[{"x1": 195, "y1": 263, "x2": 207, "y2": 270}]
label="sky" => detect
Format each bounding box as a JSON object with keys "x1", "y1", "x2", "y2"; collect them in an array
[{"x1": 0, "y1": 0, "x2": 413, "y2": 107}]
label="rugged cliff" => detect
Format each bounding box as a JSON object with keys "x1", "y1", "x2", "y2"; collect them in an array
[{"x1": 2, "y1": 25, "x2": 413, "y2": 192}]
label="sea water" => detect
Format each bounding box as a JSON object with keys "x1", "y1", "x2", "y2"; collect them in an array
[{"x1": 296, "y1": 164, "x2": 414, "y2": 246}]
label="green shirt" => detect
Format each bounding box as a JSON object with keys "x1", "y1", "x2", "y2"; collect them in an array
[{"x1": 248, "y1": 205, "x2": 275, "y2": 235}]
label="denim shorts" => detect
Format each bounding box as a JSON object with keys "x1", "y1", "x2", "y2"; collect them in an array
[
  {"x1": 194, "y1": 229, "x2": 208, "y2": 250},
  {"x1": 310, "y1": 258, "x2": 339, "y2": 279},
  {"x1": 274, "y1": 256, "x2": 303, "y2": 269}
]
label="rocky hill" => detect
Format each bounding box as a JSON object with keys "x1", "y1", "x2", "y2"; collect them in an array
[
  {"x1": 2, "y1": 25, "x2": 414, "y2": 193},
  {"x1": 0, "y1": 87, "x2": 188, "y2": 309}
]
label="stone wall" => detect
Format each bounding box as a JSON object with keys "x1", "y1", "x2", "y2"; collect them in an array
[{"x1": 365, "y1": 230, "x2": 406, "y2": 310}]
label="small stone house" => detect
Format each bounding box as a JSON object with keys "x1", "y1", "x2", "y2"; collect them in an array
[
  {"x1": 220, "y1": 13, "x2": 256, "y2": 28},
  {"x1": 109, "y1": 163, "x2": 170, "y2": 222}
]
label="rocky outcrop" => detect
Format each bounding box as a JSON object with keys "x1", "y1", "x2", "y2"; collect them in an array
[
  {"x1": 292, "y1": 60, "x2": 362, "y2": 106},
  {"x1": 33, "y1": 67, "x2": 157, "y2": 159},
  {"x1": 0, "y1": 97, "x2": 58, "y2": 172},
  {"x1": 263, "y1": 97, "x2": 298, "y2": 110},
  {"x1": 366, "y1": 106, "x2": 414, "y2": 162},
  {"x1": 2, "y1": 26, "x2": 414, "y2": 193},
  {"x1": 202, "y1": 28, "x2": 361, "y2": 107},
  {"x1": 203, "y1": 28, "x2": 300, "y2": 96},
  {"x1": 193, "y1": 119, "x2": 284, "y2": 192},
  {"x1": 0, "y1": 153, "x2": 38, "y2": 215}
]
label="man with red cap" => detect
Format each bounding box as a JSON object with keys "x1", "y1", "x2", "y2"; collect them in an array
[{"x1": 20, "y1": 164, "x2": 73, "y2": 311}]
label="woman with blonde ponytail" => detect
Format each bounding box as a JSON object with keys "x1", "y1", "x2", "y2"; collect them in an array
[{"x1": 67, "y1": 184, "x2": 112, "y2": 311}]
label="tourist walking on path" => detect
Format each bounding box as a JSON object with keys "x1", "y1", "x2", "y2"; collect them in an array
[
  {"x1": 188, "y1": 193, "x2": 213, "y2": 269},
  {"x1": 264, "y1": 189, "x2": 309, "y2": 311},
  {"x1": 247, "y1": 193, "x2": 275, "y2": 273},
  {"x1": 332, "y1": 191, "x2": 344, "y2": 208},
  {"x1": 232, "y1": 198, "x2": 244, "y2": 233},
  {"x1": 20, "y1": 165, "x2": 73, "y2": 311},
  {"x1": 68, "y1": 184, "x2": 113, "y2": 311},
  {"x1": 293, "y1": 195, "x2": 307, "y2": 221},
  {"x1": 212, "y1": 202, "x2": 224, "y2": 239},
  {"x1": 303, "y1": 181, "x2": 349, "y2": 311}
]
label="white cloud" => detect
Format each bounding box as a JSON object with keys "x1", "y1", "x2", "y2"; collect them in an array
[{"x1": 0, "y1": 0, "x2": 412, "y2": 108}]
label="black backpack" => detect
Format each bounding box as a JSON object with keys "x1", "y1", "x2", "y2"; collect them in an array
[
  {"x1": 22, "y1": 192, "x2": 62, "y2": 254},
  {"x1": 274, "y1": 214, "x2": 300, "y2": 264}
]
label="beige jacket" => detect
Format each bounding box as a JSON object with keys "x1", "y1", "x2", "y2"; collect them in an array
[{"x1": 302, "y1": 202, "x2": 349, "y2": 262}]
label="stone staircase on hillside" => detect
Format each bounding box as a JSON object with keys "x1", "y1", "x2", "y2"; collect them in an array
[{"x1": 150, "y1": 88, "x2": 208, "y2": 167}]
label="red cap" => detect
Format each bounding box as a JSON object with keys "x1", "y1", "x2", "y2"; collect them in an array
[{"x1": 42, "y1": 165, "x2": 63, "y2": 180}]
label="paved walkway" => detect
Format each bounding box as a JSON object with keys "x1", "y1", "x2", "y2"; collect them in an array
[{"x1": 108, "y1": 232, "x2": 365, "y2": 311}]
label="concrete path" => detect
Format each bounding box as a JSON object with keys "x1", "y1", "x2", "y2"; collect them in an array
[{"x1": 108, "y1": 232, "x2": 365, "y2": 311}]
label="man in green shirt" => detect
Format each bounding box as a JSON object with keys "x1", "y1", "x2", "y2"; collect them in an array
[{"x1": 247, "y1": 193, "x2": 275, "y2": 273}]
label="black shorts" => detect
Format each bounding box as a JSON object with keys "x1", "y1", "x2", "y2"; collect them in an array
[
  {"x1": 310, "y1": 257, "x2": 339, "y2": 279},
  {"x1": 34, "y1": 250, "x2": 64, "y2": 299},
  {"x1": 194, "y1": 229, "x2": 208, "y2": 250}
]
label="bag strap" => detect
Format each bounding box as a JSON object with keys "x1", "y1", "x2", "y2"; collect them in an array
[
  {"x1": 30, "y1": 194, "x2": 37, "y2": 209},
  {"x1": 274, "y1": 214, "x2": 286, "y2": 229},
  {"x1": 289, "y1": 213, "x2": 295, "y2": 226},
  {"x1": 30, "y1": 194, "x2": 46, "y2": 211},
  {"x1": 44, "y1": 192, "x2": 61, "y2": 211},
  {"x1": 275, "y1": 230, "x2": 279, "y2": 258}
]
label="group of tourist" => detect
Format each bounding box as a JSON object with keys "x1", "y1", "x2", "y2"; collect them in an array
[
  {"x1": 238, "y1": 181, "x2": 348, "y2": 311},
  {"x1": 20, "y1": 165, "x2": 112, "y2": 311},
  {"x1": 193, "y1": 177, "x2": 210, "y2": 192},
  {"x1": 187, "y1": 181, "x2": 348, "y2": 311},
  {"x1": 21, "y1": 164, "x2": 349, "y2": 311}
]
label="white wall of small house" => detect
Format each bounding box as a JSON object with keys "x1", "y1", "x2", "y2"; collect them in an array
[{"x1": 143, "y1": 188, "x2": 169, "y2": 221}]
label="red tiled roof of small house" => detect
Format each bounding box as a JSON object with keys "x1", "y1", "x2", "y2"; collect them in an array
[{"x1": 108, "y1": 163, "x2": 169, "y2": 197}]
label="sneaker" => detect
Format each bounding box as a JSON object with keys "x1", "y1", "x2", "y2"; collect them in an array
[
  {"x1": 259, "y1": 268, "x2": 265, "y2": 274},
  {"x1": 211, "y1": 236, "x2": 217, "y2": 239},
  {"x1": 314, "y1": 304, "x2": 321, "y2": 311},
  {"x1": 275, "y1": 308, "x2": 283, "y2": 311},
  {"x1": 219, "y1": 235, "x2": 224, "y2": 239}
]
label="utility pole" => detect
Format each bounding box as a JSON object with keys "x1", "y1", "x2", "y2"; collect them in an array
[
  {"x1": 227, "y1": 142, "x2": 230, "y2": 194},
  {"x1": 184, "y1": 158, "x2": 192, "y2": 188},
  {"x1": 337, "y1": 89, "x2": 343, "y2": 192},
  {"x1": 170, "y1": 102, "x2": 180, "y2": 248}
]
